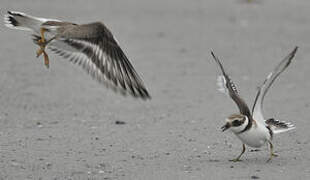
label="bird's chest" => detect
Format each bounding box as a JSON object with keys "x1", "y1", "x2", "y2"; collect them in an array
[{"x1": 235, "y1": 125, "x2": 270, "y2": 148}]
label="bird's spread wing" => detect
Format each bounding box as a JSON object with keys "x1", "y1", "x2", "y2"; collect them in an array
[
  {"x1": 211, "y1": 51, "x2": 251, "y2": 117},
  {"x1": 252, "y1": 47, "x2": 298, "y2": 124},
  {"x1": 39, "y1": 22, "x2": 150, "y2": 99}
]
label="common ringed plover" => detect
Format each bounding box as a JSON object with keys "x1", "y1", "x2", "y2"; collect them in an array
[{"x1": 211, "y1": 47, "x2": 298, "y2": 162}]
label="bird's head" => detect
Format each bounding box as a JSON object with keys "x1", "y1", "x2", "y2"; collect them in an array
[{"x1": 221, "y1": 114, "x2": 248, "y2": 133}]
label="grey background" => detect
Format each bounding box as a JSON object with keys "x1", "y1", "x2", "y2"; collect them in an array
[{"x1": 1, "y1": 0, "x2": 310, "y2": 179}]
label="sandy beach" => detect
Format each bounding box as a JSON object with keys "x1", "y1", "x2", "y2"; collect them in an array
[{"x1": 0, "y1": 0, "x2": 310, "y2": 179}]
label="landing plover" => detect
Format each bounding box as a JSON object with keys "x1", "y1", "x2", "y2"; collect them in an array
[
  {"x1": 4, "y1": 11, "x2": 150, "y2": 99},
  {"x1": 211, "y1": 47, "x2": 298, "y2": 161}
]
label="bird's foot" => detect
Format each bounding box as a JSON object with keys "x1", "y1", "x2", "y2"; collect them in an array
[
  {"x1": 35, "y1": 27, "x2": 49, "y2": 68},
  {"x1": 272, "y1": 153, "x2": 279, "y2": 157},
  {"x1": 43, "y1": 51, "x2": 49, "y2": 68},
  {"x1": 36, "y1": 45, "x2": 49, "y2": 68},
  {"x1": 266, "y1": 153, "x2": 278, "y2": 162},
  {"x1": 36, "y1": 27, "x2": 46, "y2": 58},
  {"x1": 38, "y1": 38, "x2": 45, "y2": 45},
  {"x1": 36, "y1": 46, "x2": 44, "y2": 57},
  {"x1": 229, "y1": 158, "x2": 242, "y2": 162}
]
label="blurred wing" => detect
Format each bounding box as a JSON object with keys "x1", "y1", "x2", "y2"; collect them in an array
[
  {"x1": 252, "y1": 47, "x2": 298, "y2": 124},
  {"x1": 38, "y1": 22, "x2": 150, "y2": 99},
  {"x1": 211, "y1": 51, "x2": 251, "y2": 117}
]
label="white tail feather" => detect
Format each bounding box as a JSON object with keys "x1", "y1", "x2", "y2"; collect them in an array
[
  {"x1": 4, "y1": 11, "x2": 60, "y2": 33},
  {"x1": 273, "y1": 126, "x2": 295, "y2": 134},
  {"x1": 4, "y1": 14, "x2": 30, "y2": 31},
  {"x1": 266, "y1": 118, "x2": 296, "y2": 134}
]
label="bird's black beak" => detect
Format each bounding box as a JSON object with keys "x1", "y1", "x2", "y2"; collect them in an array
[{"x1": 221, "y1": 123, "x2": 231, "y2": 132}]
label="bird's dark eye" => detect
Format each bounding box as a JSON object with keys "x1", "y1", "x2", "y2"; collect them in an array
[{"x1": 232, "y1": 120, "x2": 242, "y2": 126}]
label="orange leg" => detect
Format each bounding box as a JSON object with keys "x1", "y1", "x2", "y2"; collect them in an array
[
  {"x1": 43, "y1": 51, "x2": 49, "y2": 68},
  {"x1": 36, "y1": 28, "x2": 49, "y2": 68},
  {"x1": 39, "y1": 28, "x2": 46, "y2": 43}
]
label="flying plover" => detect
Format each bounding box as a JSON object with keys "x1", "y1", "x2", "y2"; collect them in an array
[
  {"x1": 4, "y1": 11, "x2": 150, "y2": 99},
  {"x1": 211, "y1": 47, "x2": 298, "y2": 162}
]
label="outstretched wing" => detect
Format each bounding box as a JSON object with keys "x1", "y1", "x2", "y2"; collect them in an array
[
  {"x1": 5, "y1": 11, "x2": 150, "y2": 99},
  {"x1": 37, "y1": 22, "x2": 150, "y2": 99},
  {"x1": 252, "y1": 47, "x2": 298, "y2": 124},
  {"x1": 211, "y1": 51, "x2": 251, "y2": 117}
]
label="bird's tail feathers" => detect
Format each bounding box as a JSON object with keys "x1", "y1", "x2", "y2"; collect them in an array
[
  {"x1": 4, "y1": 11, "x2": 56, "y2": 32},
  {"x1": 265, "y1": 118, "x2": 295, "y2": 134}
]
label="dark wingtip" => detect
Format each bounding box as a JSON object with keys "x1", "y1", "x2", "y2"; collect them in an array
[
  {"x1": 139, "y1": 89, "x2": 151, "y2": 100},
  {"x1": 141, "y1": 96, "x2": 151, "y2": 101},
  {"x1": 292, "y1": 46, "x2": 298, "y2": 56},
  {"x1": 285, "y1": 46, "x2": 298, "y2": 65},
  {"x1": 210, "y1": 50, "x2": 216, "y2": 59},
  {"x1": 210, "y1": 50, "x2": 227, "y2": 76},
  {"x1": 210, "y1": 50, "x2": 219, "y2": 64},
  {"x1": 144, "y1": 93, "x2": 152, "y2": 100}
]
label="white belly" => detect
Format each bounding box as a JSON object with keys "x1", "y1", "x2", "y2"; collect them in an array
[{"x1": 235, "y1": 124, "x2": 271, "y2": 148}]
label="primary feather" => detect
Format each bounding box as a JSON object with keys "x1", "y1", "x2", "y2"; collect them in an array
[
  {"x1": 252, "y1": 47, "x2": 298, "y2": 125},
  {"x1": 5, "y1": 11, "x2": 150, "y2": 99},
  {"x1": 211, "y1": 51, "x2": 252, "y2": 118}
]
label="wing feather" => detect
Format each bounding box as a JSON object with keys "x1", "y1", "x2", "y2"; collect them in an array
[
  {"x1": 252, "y1": 47, "x2": 298, "y2": 124},
  {"x1": 211, "y1": 51, "x2": 251, "y2": 117},
  {"x1": 42, "y1": 24, "x2": 151, "y2": 99}
]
